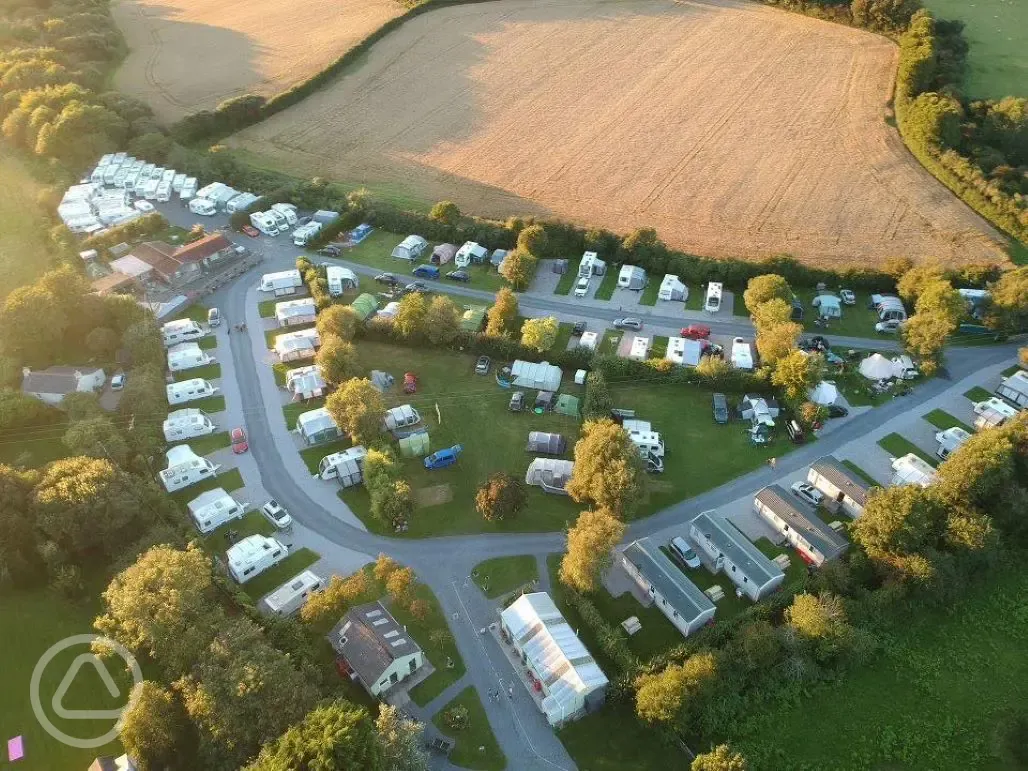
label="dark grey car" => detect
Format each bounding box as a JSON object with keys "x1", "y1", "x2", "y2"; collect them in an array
[{"x1": 712, "y1": 392, "x2": 729, "y2": 424}]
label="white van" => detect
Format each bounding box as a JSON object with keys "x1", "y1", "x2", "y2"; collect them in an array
[
  {"x1": 162, "y1": 319, "x2": 205, "y2": 348},
  {"x1": 705, "y1": 282, "x2": 723, "y2": 313},
  {"x1": 163, "y1": 409, "x2": 217, "y2": 442},
  {"x1": 574, "y1": 276, "x2": 590, "y2": 298},
  {"x1": 189, "y1": 197, "x2": 216, "y2": 216},
  {"x1": 227, "y1": 535, "x2": 288, "y2": 584},
  {"x1": 261, "y1": 570, "x2": 323, "y2": 617},
  {"x1": 188, "y1": 488, "x2": 246, "y2": 534},
  {"x1": 166, "y1": 378, "x2": 218, "y2": 405},
  {"x1": 159, "y1": 445, "x2": 220, "y2": 493},
  {"x1": 167, "y1": 343, "x2": 214, "y2": 372}
]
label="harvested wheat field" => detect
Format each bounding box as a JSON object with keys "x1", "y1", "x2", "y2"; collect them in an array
[
  {"x1": 112, "y1": 0, "x2": 406, "y2": 121},
  {"x1": 231, "y1": 0, "x2": 1008, "y2": 267}
]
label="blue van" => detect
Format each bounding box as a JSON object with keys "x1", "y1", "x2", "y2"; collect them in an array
[{"x1": 412, "y1": 264, "x2": 440, "y2": 280}]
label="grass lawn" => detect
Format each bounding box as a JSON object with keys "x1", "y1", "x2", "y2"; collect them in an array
[
  {"x1": 794, "y1": 288, "x2": 879, "y2": 338},
  {"x1": 197, "y1": 335, "x2": 218, "y2": 350},
  {"x1": 341, "y1": 341, "x2": 583, "y2": 537},
  {"x1": 752, "y1": 538, "x2": 808, "y2": 588},
  {"x1": 658, "y1": 544, "x2": 751, "y2": 623},
  {"x1": 599, "y1": 329, "x2": 622, "y2": 356},
  {"x1": 923, "y1": 408, "x2": 973, "y2": 433},
  {"x1": 173, "y1": 363, "x2": 221, "y2": 382},
  {"x1": 594, "y1": 268, "x2": 619, "y2": 300},
  {"x1": 841, "y1": 459, "x2": 881, "y2": 487},
  {"x1": 169, "y1": 303, "x2": 211, "y2": 324},
  {"x1": 964, "y1": 385, "x2": 993, "y2": 402},
  {"x1": 0, "y1": 421, "x2": 70, "y2": 469},
  {"x1": 877, "y1": 432, "x2": 938, "y2": 467},
  {"x1": 389, "y1": 581, "x2": 466, "y2": 707},
  {"x1": 265, "y1": 322, "x2": 315, "y2": 349},
  {"x1": 684, "y1": 287, "x2": 703, "y2": 311},
  {"x1": 559, "y1": 702, "x2": 675, "y2": 771},
  {"x1": 638, "y1": 280, "x2": 661, "y2": 306},
  {"x1": 431, "y1": 687, "x2": 506, "y2": 771},
  {"x1": 241, "y1": 548, "x2": 319, "y2": 601},
  {"x1": 589, "y1": 579, "x2": 685, "y2": 660},
  {"x1": 550, "y1": 322, "x2": 574, "y2": 353},
  {"x1": 203, "y1": 509, "x2": 274, "y2": 554},
  {"x1": 554, "y1": 269, "x2": 576, "y2": 295},
  {"x1": 283, "y1": 397, "x2": 325, "y2": 430},
  {"x1": 298, "y1": 437, "x2": 352, "y2": 474},
  {"x1": 650, "y1": 335, "x2": 669, "y2": 359},
  {"x1": 0, "y1": 151, "x2": 53, "y2": 298},
  {"x1": 258, "y1": 299, "x2": 277, "y2": 318},
  {"x1": 170, "y1": 468, "x2": 244, "y2": 505},
  {"x1": 471, "y1": 556, "x2": 539, "y2": 599},
  {"x1": 1001, "y1": 364, "x2": 1022, "y2": 377},
  {"x1": 733, "y1": 564, "x2": 1028, "y2": 769},
  {"x1": 190, "y1": 395, "x2": 226, "y2": 415},
  {"x1": 731, "y1": 288, "x2": 747, "y2": 317},
  {"x1": 170, "y1": 431, "x2": 231, "y2": 456}
]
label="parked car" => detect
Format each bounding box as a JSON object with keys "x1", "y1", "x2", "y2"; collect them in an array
[
  {"x1": 403, "y1": 372, "x2": 417, "y2": 394},
  {"x1": 133, "y1": 200, "x2": 155, "y2": 213},
  {"x1": 826, "y1": 404, "x2": 849, "y2": 418},
  {"x1": 669, "y1": 536, "x2": 702, "y2": 569},
  {"x1": 297, "y1": 216, "x2": 312, "y2": 227},
  {"x1": 786, "y1": 419, "x2": 806, "y2": 444},
  {"x1": 876, "y1": 319, "x2": 902, "y2": 334},
  {"x1": 799, "y1": 335, "x2": 830, "y2": 352},
  {"x1": 242, "y1": 225, "x2": 260, "y2": 238},
  {"x1": 573, "y1": 277, "x2": 590, "y2": 298},
  {"x1": 446, "y1": 270, "x2": 470, "y2": 282},
  {"x1": 475, "y1": 356, "x2": 491, "y2": 375},
  {"x1": 318, "y1": 245, "x2": 341, "y2": 256},
  {"x1": 375, "y1": 273, "x2": 398, "y2": 285},
  {"x1": 509, "y1": 391, "x2": 525, "y2": 412},
  {"x1": 791, "y1": 481, "x2": 825, "y2": 507},
  {"x1": 712, "y1": 392, "x2": 728, "y2": 424},
  {"x1": 404, "y1": 282, "x2": 429, "y2": 295},
  {"x1": 261, "y1": 500, "x2": 293, "y2": 530},
  {"x1": 613, "y1": 317, "x2": 643, "y2": 331},
  {"x1": 208, "y1": 307, "x2": 221, "y2": 327},
  {"x1": 110, "y1": 374, "x2": 126, "y2": 390},
  {"x1": 231, "y1": 427, "x2": 249, "y2": 454},
  {"x1": 680, "y1": 324, "x2": 711, "y2": 340},
  {"x1": 840, "y1": 289, "x2": 856, "y2": 305}
]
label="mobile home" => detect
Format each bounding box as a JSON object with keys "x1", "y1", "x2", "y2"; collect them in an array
[
  {"x1": 806, "y1": 456, "x2": 872, "y2": 518},
  {"x1": 158, "y1": 445, "x2": 220, "y2": 493},
  {"x1": 167, "y1": 343, "x2": 214, "y2": 372},
  {"x1": 753, "y1": 485, "x2": 848, "y2": 566},
  {"x1": 227, "y1": 534, "x2": 288, "y2": 584},
  {"x1": 318, "y1": 446, "x2": 368, "y2": 486},
  {"x1": 621, "y1": 538, "x2": 716, "y2": 638},
  {"x1": 166, "y1": 378, "x2": 218, "y2": 405},
  {"x1": 689, "y1": 511, "x2": 785, "y2": 601},
  {"x1": 161, "y1": 318, "x2": 205, "y2": 348},
  {"x1": 163, "y1": 409, "x2": 217, "y2": 442},
  {"x1": 704, "y1": 282, "x2": 723, "y2": 313},
  {"x1": 261, "y1": 570, "x2": 323, "y2": 617},
  {"x1": 260, "y1": 269, "x2": 303, "y2": 293},
  {"x1": 187, "y1": 488, "x2": 245, "y2": 534}
]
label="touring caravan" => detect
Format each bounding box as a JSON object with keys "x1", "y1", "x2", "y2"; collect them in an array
[
  {"x1": 262, "y1": 570, "x2": 323, "y2": 617},
  {"x1": 156, "y1": 181, "x2": 172, "y2": 203},
  {"x1": 189, "y1": 197, "x2": 216, "y2": 216},
  {"x1": 166, "y1": 378, "x2": 218, "y2": 405},
  {"x1": 167, "y1": 343, "x2": 214, "y2": 372},
  {"x1": 705, "y1": 282, "x2": 723, "y2": 313},
  {"x1": 617, "y1": 265, "x2": 647, "y2": 290},
  {"x1": 161, "y1": 318, "x2": 205, "y2": 347},
  {"x1": 260, "y1": 269, "x2": 303, "y2": 293},
  {"x1": 159, "y1": 445, "x2": 220, "y2": 493},
  {"x1": 180, "y1": 178, "x2": 197, "y2": 201},
  {"x1": 292, "y1": 221, "x2": 322, "y2": 246},
  {"x1": 227, "y1": 535, "x2": 288, "y2": 584},
  {"x1": 226, "y1": 192, "x2": 261, "y2": 213},
  {"x1": 172, "y1": 173, "x2": 187, "y2": 192},
  {"x1": 935, "y1": 426, "x2": 971, "y2": 460},
  {"x1": 455, "y1": 241, "x2": 487, "y2": 267},
  {"x1": 270, "y1": 202, "x2": 298, "y2": 226},
  {"x1": 250, "y1": 211, "x2": 283, "y2": 236},
  {"x1": 163, "y1": 409, "x2": 217, "y2": 442},
  {"x1": 187, "y1": 488, "x2": 245, "y2": 534},
  {"x1": 275, "y1": 297, "x2": 317, "y2": 327},
  {"x1": 657, "y1": 274, "x2": 687, "y2": 302},
  {"x1": 731, "y1": 338, "x2": 754, "y2": 370},
  {"x1": 327, "y1": 266, "x2": 358, "y2": 296},
  {"x1": 870, "y1": 294, "x2": 908, "y2": 323},
  {"x1": 318, "y1": 446, "x2": 368, "y2": 486},
  {"x1": 578, "y1": 251, "x2": 606, "y2": 277},
  {"x1": 891, "y1": 453, "x2": 936, "y2": 488}
]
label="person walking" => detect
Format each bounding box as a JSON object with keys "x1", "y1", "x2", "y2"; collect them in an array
[{"x1": 767, "y1": 457, "x2": 777, "y2": 470}]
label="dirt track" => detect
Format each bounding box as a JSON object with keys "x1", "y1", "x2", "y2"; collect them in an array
[
  {"x1": 112, "y1": 0, "x2": 405, "y2": 121},
  {"x1": 228, "y1": 0, "x2": 1006, "y2": 266}
]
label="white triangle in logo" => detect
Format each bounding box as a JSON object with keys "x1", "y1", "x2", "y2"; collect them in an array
[{"x1": 51, "y1": 653, "x2": 124, "y2": 720}]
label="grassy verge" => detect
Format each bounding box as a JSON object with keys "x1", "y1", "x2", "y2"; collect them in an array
[
  {"x1": 599, "y1": 330, "x2": 622, "y2": 356},
  {"x1": 471, "y1": 556, "x2": 539, "y2": 599},
  {"x1": 432, "y1": 687, "x2": 506, "y2": 771},
  {"x1": 963, "y1": 386, "x2": 993, "y2": 402},
  {"x1": 284, "y1": 397, "x2": 326, "y2": 430},
  {"x1": 298, "y1": 437, "x2": 353, "y2": 474},
  {"x1": 922, "y1": 409, "x2": 973, "y2": 433},
  {"x1": 170, "y1": 468, "x2": 244, "y2": 504},
  {"x1": 203, "y1": 510, "x2": 274, "y2": 554},
  {"x1": 258, "y1": 299, "x2": 277, "y2": 318},
  {"x1": 650, "y1": 335, "x2": 669, "y2": 359},
  {"x1": 559, "y1": 702, "x2": 672, "y2": 771},
  {"x1": 594, "y1": 269, "x2": 619, "y2": 300},
  {"x1": 170, "y1": 303, "x2": 211, "y2": 324},
  {"x1": 173, "y1": 363, "x2": 221, "y2": 382},
  {"x1": 554, "y1": 269, "x2": 576, "y2": 295},
  {"x1": 638, "y1": 280, "x2": 661, "y2": 306},
  {"x1": 1001, "y1": 364, "x2": 1021, "y2": 377},
  {"x1": 550, "y1": 322, "x2": 574, "y2": 353},
  {"x1": 191, "y1": 395, "x2": 227, "y2": 414},
  {"x1": 841, "y1": 459, "x2": 881, "y2": 487},
  {"x1": 731, "y1": 289, "x2": 747, "y2": 317},
  {"x1": 877, "y1": 433, "x2": 938, "y2": 467},
  {"x1": 198, "y1": 335, "x2": 218, "y2": 350},
  {"x1": 170, "y1": 431, "x2": 231, "y2": 456}
]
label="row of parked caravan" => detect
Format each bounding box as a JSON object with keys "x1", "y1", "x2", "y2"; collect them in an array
[
  {"x1": 90, "y1": 153, "x2": 197, "y2": 203},
  {"x1": 160, "y1": 318, "x2": 216, "y2": 373}
]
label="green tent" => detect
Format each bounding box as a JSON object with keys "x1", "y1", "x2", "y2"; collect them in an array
[
  {"x1": 399, "y1": 432, "x2": 430, "y2": 458},
  {"x1": 555, "y1": 394, "x2": 580, "y2": 418},
  {"x1": 460, "y1": 306, "x2": 487, "y2": 332},
  {"x1": 350, "y1": 293, "x2": 379, "y2": 322}
]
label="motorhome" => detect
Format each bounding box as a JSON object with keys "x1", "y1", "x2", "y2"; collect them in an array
[
  {"x1": 161, "y1": 168, "x2": 175, "y2": 184},
  {"x1": 935, "y1": 426, "x2": 971, "y2": 460},
  {"x1": 143, "y1": 179, "x2": 160, "y2": 200},
  {"x1": 161, "y1": 319, "x2": 205, "y2": 347},
  {"x1": 705, "y1": 282, "x2": 723, "y2": 313},
  {"x1": 292, "y1": 221, "x2": 322, "y2": 246},
  {"x1": 163, "y1": 409, "x2": 217, "y2": 442},
  {"x1": 270, "y1": 202, "x2": 298, "y2": 224},
  {"x1": 318, "y1": 446, "x2": 368, "y2": 486},
  {"x1": 167, "y1": 343, "x2": 214, "y2": 372},
  {"x1": 180, "y1": 178, "x2": 197, "y2": 201},
  {"x1": 156, "y1": 181, "x2": 172, "y2": 202},
  {"x1": 158, "y1": 445, "x2": 220, "y2": 493},
  {"x1": 249, "y1": 211, "x2": 278, "y2": 236},
  {"x1": 260, "y1": 269, "x2": 303, "y2": 293},
  {"x1": 172, "y1": 173, "x2": 187, "y2": 192},
  {"x1": 189, "y1": 197, "x2": 216, "y2": 216},
  {"x1": 262, "y1": 570, "x2": 323, "y2": 617},
  {"x1": 227, "y1": 535, "x2": 288, "y2": 584},
  {"x1": 166, "y1": 378, "x2": 218, "y2": 405},
  {"x1": 226, "y1": 192, "x2": 260, "y2": 213},
  {"x1": 327, "y1": 266, "x2": 358, "y2": 296},
  {"x1": 187, "y1": 488, "x2": 245, "y2": 534},
  {"x1": 731, "y1": 337, "x2": 754, "y2": 370}
]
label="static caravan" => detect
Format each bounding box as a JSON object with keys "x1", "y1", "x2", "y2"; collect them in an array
[
  {"x1": 318, "y1": 446, "x2": 368, "y2": 486},
  {"x1": 753, "y1": 485, "x2": 848, "y2": 566},
  {"x1": 227, "y1": 535, "x2": 287, "y2": 584},
  {"x1": 326, "y1": 266, "x2": 358, "y2": 296},
  {"x1": 454, "y1": 241, "x2": 487, "y2": 268},
  {"x1": 158, "y1": 445, "x2": 220, "y2": 493},
  {"x1": 578, "y1": 251, "x2": 606, "y2": 277},
  {"x1": 383, "y1": 405, "x2": 421, "y2": 431},
  {"x1": 689, "y1": 511, "x2": 785, "y2": 601},
  {"x1": 935, "y1": 426, "x2": 971, "y2": 460},
  {"x1": 163, "y1": 409, "x2": 217, "y2": 442},
  {"x1": 705, "y1": 282, "x2": 723, "y2": 313},
  {"x1": 275, "y1": 297, "x2": 317, "y2": 327},
  {"x1": 161, "y1": 318, "x2": 205, "y2": 347},
  {"x1": 189, "y1": 197, "x2": 216, "y2": 216},
  {"x1": 891, "y1": 453, "x2": 937, "y2": 488},
  {"x1": 617, "y1": 265, "x2": 647, "y2": 290},
  {"x1": 292, "y1": 221, "x2": 323, "y2": 246},
  {"x1": 628, "y1": 336, "x2": 650, "y2": 361},
  {"x1": 392, "y1": 235, "x2": 428, "y2": 261},
  {"x1": 275, "y1": 328, "x2": 320, "y2": 362},
  {"x1": 262, "y1": 570, "x2": 323, "y2": 617},
  {"x1": 658, "y1": 274, "x2": 687, "y2": 302},
  {"x1": 996, "y1": 370, "x2": 1028, "y2": 409},
  {"x1": 621, "y1": 538, "x2": 716, "y2": 638},
  {"x1": 260, "y1": 269, "x2": 303, "y2": 293},
  {"x1": 296, "y1": 406, "x2": 341, "y2": 445},
  {"x1": 578, "y1": 331, "x2": 598, "y2": 351},
  {"x1": 166, "y1": 378, "x2": 218, "y2": 406},
  {"x1": 806, "y1": 456, "x2": 872, "y2": 518},
  {"x1": 187, "y1": 488, "x2": 245, "y2": 534},
  {"x1": 167, "y1": 342, "x2": 214, "y2": 372},
  {"x1": 731, "y1": 338, "x2": 754, "y2": 371}
]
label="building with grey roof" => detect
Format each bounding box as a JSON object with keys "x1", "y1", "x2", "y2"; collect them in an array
[
  {"x1": 753, "y1": 485, "x2": 849, "y2": 566},
  {"x1": 21, "y1": 366, "x2": 106, "y2": 406},
  {"x1": 807, "y1": 456, "x2": 873, "y2": 519},
  {"x1": 688, "y1": 511, "x2": 785, "y2": 601},
  {"x1": 329, "y1": 601, "x2": 424, "y2": 697},
  {"x1": 621, "y1": 538, "x2": 715, "y2": 638}
]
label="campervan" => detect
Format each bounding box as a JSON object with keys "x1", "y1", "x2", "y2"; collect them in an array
[
  {"x1": 172, "y1": 173, "x2": 187, "y2": 192},
  {"x1": 318, "y1": 446, "x2": 368, "y2": 486},
  {"x1": 158, "y1": 445, "x2": 220, "y2": 493},
  {"x1": 163, "y1": 409, "x2": 217, "y2": 442},
  {"x1": 167, "y1": 343, "x2": 214, "y2": 372},
  {"x1": 227, "y1": 535, "x2": 288, "y2": 584},
  {"x1": 161, "y1": 319, "x2": 205, "y2": 347},
  {"x1": 731, "y1": 338, "x2": 754, "y2": 370},
  {"x1": 260, "y1": 269, "x2": 303, "y2": 293},
  {"x1": 270, "y1": 202, "x2": 298, "y2": 226},
  {"x1": 935, "y1": 426, "x2": 970, "y2": 460},
  {"x1": 166, "y1": 378, "x2": 218, "y2": 405},
  {"x1": 189, "y1": 197, "x2": 216, "y2": 216},
  {"x1": 292, "y1": 221, "x2": 322, "y2": 246},
  {"x1": 262, "y1": 570, "x2": 323, "y2": 617},
  {"x1": 226, "y1": 192, "x2": 260, "y2": 213},
  {"x1": 705, "y1": 282, "x2": 723, "y2": 313},
  {"x1": 188, "y1": 488, "x2": 245, "y2": 534},
  {"x1": 623, "y1": 420, "x2": 665, "y2": 459}
]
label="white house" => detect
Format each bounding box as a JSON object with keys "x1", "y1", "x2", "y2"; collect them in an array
[
  {"x1": 996, "y1": 370, "x2": 1028, "y2": 409},
  {"x1": 275, "y1": 328, "x2": 320, "y2": 362},
  {"x1": 262, "y1": 570, "x2": 323, "y2": 617},
  {"x1": 260, "y1": 269, "x2": 303, "y2": 293},
  {"x1": 163, "y1": 409, "x2": 217, "y2": 442},
  {"x1": 688, "y1": 511, "x2": 785, "y2": 601},
  {"x1": 890, "y1": 453, "x2": 937, "y2": 488},
  {"x1": 161, "y1": 318, "x2": 205, "y2": 347},
  {"x1": 329, "y1": 601, "x2": 425, "y2": 697},
  {"x1": 275, "y1": 297, "x2": 317, "y2": 327},
  {"x1": 499, "y1": 593, "x2": 608, "y2": 726},
  {"x1": 227, "y1": 534, "x2": 288, "y2": 584},
  {"x1": 510, "y1": 360, "x2": 562, "y2": 391},
  {"x1": 158, "y1": 445, "x2": 220, "y2": 493},
  {"x1": 753, "y1": 485, "x2": 848, "y2": 566},
  {"x1": 187, "y1": 488, "x2": 245, "y2": 534},
  {"x1": 620, "y1": 538, "x2": 715, "y2": 637},
  {"x1": 285, "y1": 365, "x2": 327, "y2": 401},
  {"x1": 21, "y1": 366, "x2": 105, "y2": 406},
  {"x1": 166, "y1": 378, "x2": 218, "y2": 406},
  {"x1": 167, "y1": 342, "x2": 214, "y2": 372},
  {"x1": 628, "y1": 336, "x2": 650, "y2": 361},
  {"x1": 327, "y1": 266, "x2": 358, "y2": 296},
  {"x1": 807, "y1": 456, "x2": 873, "y2": 518},
  {"x1": 657, "y1": 274, "x2": 687, "y2": 302},
  {"x1": 318, "y1": 446, "x2": 368, "y2": 486},
  {"x1": 390, "y1": 235, "x2": 428, "y2": 261},
  {"x1": 617, "y1": 264, "x2": 647, "y2": 290},
  {"x1": 665, "y1": 337, "x2": 704, "y2": 367}
]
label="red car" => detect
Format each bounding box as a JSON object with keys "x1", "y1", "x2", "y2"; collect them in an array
[
  {"x1": 241, "y1": 225, "x2": 260, "y2": 238},
  {"x1": 681, "y1": 324, "x2": 711, "y2": 340},
  {"x1": 231, "y1": 427, "x2": 249, "y2": 454},
  {"x1": 403, "y1": 372, "x2": 417, "y2": 394}
]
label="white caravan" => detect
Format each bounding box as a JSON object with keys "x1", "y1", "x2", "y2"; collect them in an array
[
  {"x1": 318, "y1": 446, "x2": 368, "y2": 486},
  {"x1": 159, "y1": 445, "x2": 220, "y2": 493},
  {"x1": 731, "y1": 338, "x2": 754, "y2": 370},
  {"x1": 180, "y1": 178, "x2": 198, "y2": 201},
  {"x1": 163, "y1": 409, "x2": 217, "y2": 442},
  {"x1": 161, "y1": 318, "x2": 205, "y2": 347},
  {"x1": 188, "y1": 488, "x2": 246, "y2": 534},
  {"x1": 935, "y1": 426, "x2": 971, "y2": 460},
  {"x1": 292, "y1": 221, "x2": 322, "y2": 246},
  {"x1": 260, "y1": 269, "x2": 303, "y2": 293},
  {"x1": 250, "y1": 211, "x2": 281, "y2": 236},
  {"x1": 166, "y1": 378, "x2": 218, "y2": 405},
  {"x1": 327, "y1": 266, "x2": 358, "y2": 296},
  {"x1": 156, "y1": 181, "x2": 172, "y2": 202},
  {"x1": 167, "y1": 343, "x2": 214, "y2": 372},
  {"x1": 383, "y1": 405, "x2": 421, "y2": 430},
  {"x1": 227, "y1": 535, "x2": 288, "y2": 584},
  {"x1": 262, "y1": 570, "x2": 323, "y2": 617},
  {"x1": 705, "y1": 282, "x2": 723, "y2": 313},
  {"x1": 189, "y1": 197, "x2": 216, "y2": 216},
  {"x1": 270, "y1": 202, "x2": 298, "y2": 226}
]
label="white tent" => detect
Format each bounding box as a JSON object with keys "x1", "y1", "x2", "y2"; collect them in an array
[
  {"x1": 808, "y1": 381, "x2": 839, "y2": 405},
  {"x1": 859, "y1": 353, "x2": 894, "y2": 380},
  {"x1": 510, "y1": 360, "x2": 562, "y2": 391}
]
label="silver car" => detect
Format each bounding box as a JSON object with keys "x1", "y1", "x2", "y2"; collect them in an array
[
  {"x1": 613, "y1": 317, "x2": 643, "y2": 331},
  {"x1": 791, "y1": 481, "x2": 825, "y2": 508},
  {"x1": 669, "y1": 536, "x2": 701, "y2": 569}
]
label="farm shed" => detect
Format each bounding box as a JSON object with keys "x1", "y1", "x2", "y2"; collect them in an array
[
  {"x1": 455, "y1": 241, "x2": 487, "y2": 267},
  {"x1": 617, "y1": 265, "x2": 647, "y2": 290},
  {"x1": 399, "y1": 432, "x2": 430, "y2": 458},
  {"x1": 628, "y1": 336, "x2": 650, "y2": 361},
  {"x1": 326, "y1": 266, "x2": 358, "y2": 296},
  {"x1": 511, "y1": 360, "x2": 562, "y2": 391},
  {"x1": 665, "y1": 337, "x2": 703, "y2": 367},
  {"x1": 807, "y1": 456, "x2": 871, "y2": 518},
  {"x1": 460, "y1": 306, "x2": 487, "y2": 332},
  {"x1": 890, "y1": 453, "x2": 936, "y2": 488},
  {"x1": 296, "y1": 407, "x2": 342, "y2": 446},
  {"x1": 555, "y1": 394, "x2": 579, "y2": 418},
  {"x1": 657, "y1": 274, "x2": 687, "y2": 301},
  {"x1": 688, "y1": 511, "x2": 785, "y2": 601},
  {"x1": 996, "y1": 370, "x2": 1028, "y2": 408},
  {"x1": 275, "y1": 328, "x2": 320, "y2": 362},
  {"x1": 525, "y1": 458, "x2": 574, "y2": 494},
  {"x1": 275, "y1": 297, "x2": 317, "y2": 327},
  {"x1": 621, "y1": 538, "x2": 715, "y2": 638},
  {"x1": 578, "y1": 331, "x2": 598, "y2": 351},
  {"x1": 526, "y1": 431, "x2": 567, "y2": 455},
  {"x1": 391, "y1": 235, "x2": 428, "y2": 261},
  {"x1": 753, "y1": 485, "x2": 848, "y2": 566},
  {"x1": 350, "y1": 294, "x2": 379, "y2": 322},
  {"x1": 814, "y1": 294, "x2": 842, "y2": 319},
  {"x1": 329, "y1": 602, "x2": 425, "y2": 698},
  {"x1": 500, "y1": 592, "x2": 608, "y2": 726},
  {"x1": 285, "y1": 365, "x2": 326, "y2": 401},
  {"x1": 430, "y1": 243, "x2": 458, "y2": 265}
]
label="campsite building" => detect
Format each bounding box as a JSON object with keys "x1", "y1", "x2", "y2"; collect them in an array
[
  {"x1": 665, "y1": 337, "x2": 704, "y2": 367},
  {"x1": 275, "y1": 328, "x2": 320, "y2": 362},
  {"x1": 329, "y1": 601, "x2": 425, "y2": 698},
  {"x1": 499, "y1": 592, "x2": 608, "y2": 726},
  {"x1": 21, "y1": 366, "x2": 105, "y2": 406},
  {"x1": 688, "y1": 511, "x2": 785, "y2": 601},
  {"x1": 391, "y1": 235, "x2": 428, "y2": 261},
  {"x1": 807, "y1": 456, "x2": 872, "y2": 518},
  {"x1": 275, "y1": 297, "x2": 317, "y2": 327},
  {"x1": 326, "y1": 266, "x2": 358, "y2": 296},
  {"x1": 753, "y1": 485, "x2": 849, "y2": 566},
  {"x1": 525, "y1": 458, "x2": 574, "y2": 494},
  {"x1": 657, "y1": 274, "x2": 687, "y2": 302},
  {"x1": 617, "y1": 265, "x2": 647, "y2": 290},
  {"x1": 891, "y1": 453, "x2": 937, "y2": 488},
  {"x1": 285, "y1": 365, "x2": 326, "y2": 401},
  {"x1": 621, "y1": 538, "x2": 716, "y2": 637},
  {"x1": 510, "y1": 360, "x2": 562, "y2": 391},
  {"x1": 296, "y1": 407, "x2": 342, "y2": 446},
  {"x1": 996, "y1": 370, "x2": 1028, "y2": 408},
  {"x1": 126, "y1": 234, "x2": 235, "y2": 287}
]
